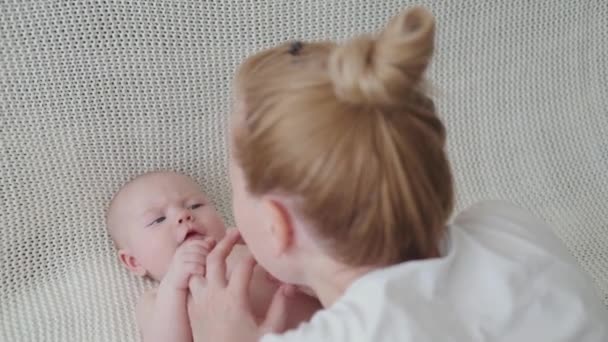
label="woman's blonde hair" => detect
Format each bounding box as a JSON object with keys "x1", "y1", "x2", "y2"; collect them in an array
[{"x1": 233, "y1": 7, "x2": 454, "y2": 266}]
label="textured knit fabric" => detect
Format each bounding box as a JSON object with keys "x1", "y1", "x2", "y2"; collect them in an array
[{"x1": 1, "y1": 1, "x2": 607, "y2": 341}]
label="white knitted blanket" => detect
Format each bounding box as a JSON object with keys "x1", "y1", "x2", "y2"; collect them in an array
[{"x1": 1, "y1": 1, "x2": 606, "y2": 341}]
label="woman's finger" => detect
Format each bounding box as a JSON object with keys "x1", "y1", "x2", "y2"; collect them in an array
[
  {"x1": 228, "y1": 254, "x2": 257, "y2": 302},
  {"x1": 261, "y1": 285, "x2": 294, "y2": 334},
  {"x1": 206, "y1": 229, "x2": 241, "y2": 288}
]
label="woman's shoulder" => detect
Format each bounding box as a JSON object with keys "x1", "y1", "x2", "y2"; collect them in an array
[
  {"x1": 453, "y1": 200, "x2": 542, "y2": 227},
  {"x1": 450, "y1": 200, "x2": 576, "y2": 264},
  {"x1": 453, "y1": 200, "x2": 553, "y2": 237}
]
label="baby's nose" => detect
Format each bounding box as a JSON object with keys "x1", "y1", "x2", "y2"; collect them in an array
[{"x1": 177, "y1": 213, "x2": 192, "y2": 224}]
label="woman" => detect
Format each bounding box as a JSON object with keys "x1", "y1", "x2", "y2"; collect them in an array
[{"x1": 188, "y1": 6, "x2": 608, "y2": 342}]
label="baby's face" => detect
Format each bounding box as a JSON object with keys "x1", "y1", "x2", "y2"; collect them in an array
[{"x1": 113, "y1": 172, "x2": 226, "y2": 280}]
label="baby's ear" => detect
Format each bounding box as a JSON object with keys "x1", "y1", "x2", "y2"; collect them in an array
[{"x1": 118, "y1": 249, "x2": 147, "y2": 277}]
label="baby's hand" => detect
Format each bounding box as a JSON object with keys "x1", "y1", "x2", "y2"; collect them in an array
[{"x1": 163, "y1": 237, "x2": 216, "y2": 291}]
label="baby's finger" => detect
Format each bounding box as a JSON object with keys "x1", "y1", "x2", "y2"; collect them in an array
[
  {"x1": 184, "y1": 262, "x2": 206, "y2": 276},
  {"x1": 185, "y1": 238, "x2": 216, "y2": 251},
  {"x1": 183, "y1": 248, "x2": 209, "y2": 256},
  {"x1": 189, "y1": 275, "x2": 207, "y2": 298},
  {"x1": 181, "y1": 252, "x2": 209, "y2": 264},
  {"x1": 206, "y1": 229, "x2": 241, "y2": 288},
  {"x1": 203, "y1": 238, "x2": 216, "y2": 249}
]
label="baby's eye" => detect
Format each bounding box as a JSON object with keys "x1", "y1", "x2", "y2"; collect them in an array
[
  {"x1": 149, "y1": 216, "x2": 166, "y2": 226},
  {"x1": 191, "y1": 203, "x2": 204, "y2": 210}
]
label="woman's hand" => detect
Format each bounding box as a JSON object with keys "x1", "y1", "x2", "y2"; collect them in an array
[{"x1": 189, "y1": 229, "x2": 293, "y2": 342}]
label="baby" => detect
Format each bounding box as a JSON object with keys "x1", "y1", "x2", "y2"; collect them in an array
[{"x1": 106, "y1": 171, "x2": 320, "y2": 342}]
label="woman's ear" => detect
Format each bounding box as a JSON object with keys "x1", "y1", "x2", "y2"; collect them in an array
[
  {"x1": 263, "y1": 198, "x2": 295, "y2": 256},
  {"x1": 118, "y1": 249, "x2": 147, "y2": 277}
]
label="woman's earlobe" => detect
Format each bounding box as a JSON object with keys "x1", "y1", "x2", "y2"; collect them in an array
[{"x1": 265, "y1": 199, "x2": 294, "y2": 256}]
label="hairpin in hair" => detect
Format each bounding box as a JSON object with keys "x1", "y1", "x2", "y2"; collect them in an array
[{"x1": 288, "y1": 41, "x2": 303, "y2": 55}]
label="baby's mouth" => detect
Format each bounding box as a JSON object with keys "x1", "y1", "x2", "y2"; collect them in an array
[{"x1": 185, "y1": 230, "x2": 205, "y2": 241}]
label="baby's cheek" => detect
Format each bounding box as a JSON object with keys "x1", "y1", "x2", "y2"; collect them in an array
[
  {"x1": 203, "y1": 211, "x2": 227, "y2": 240},
  {"x1": 264, "y1": 270, "x2": 282, "y2": 285},
  {"x1": 139, "y1": 239, "x2": 176, "y2": 277}
]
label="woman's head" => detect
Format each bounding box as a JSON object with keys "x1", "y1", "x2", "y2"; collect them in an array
[{"x1": 229, "y1": 7, "x2": 453, "y2": 282}]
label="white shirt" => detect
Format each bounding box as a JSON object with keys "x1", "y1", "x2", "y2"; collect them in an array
[{"x1": 262, "y1": 201, "x2": 608, "y2": 342}]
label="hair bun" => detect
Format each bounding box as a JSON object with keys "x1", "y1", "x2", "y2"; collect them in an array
[{"x1": 328, "y1": 6, "x2": 435, "y2": 108}]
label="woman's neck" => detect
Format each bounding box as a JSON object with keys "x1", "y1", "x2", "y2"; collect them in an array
[{"x1": 303, "y1": 256, "x2": 377, "y2": 308}]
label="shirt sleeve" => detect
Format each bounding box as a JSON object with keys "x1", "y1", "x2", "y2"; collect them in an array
[
  {"x1": 453, "y1": 200, "x2": 575, "y2": 261},
  {"x1": 260, "y1": 304, "x2": 363, "y2": 342},
  {"x1": 260, "y1": 320, "x2": 338, "y2": 342}
]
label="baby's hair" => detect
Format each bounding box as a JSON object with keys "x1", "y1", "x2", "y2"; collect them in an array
[
  {"x1": 233, "y1": 7, "x2": 453, "y2": 266},
  {"x1": 105, "y1": 171, "x2": 190, "y2": 247},
  {"x1": 106, "y1": 172, "x2": 155, "y2": 247}
]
